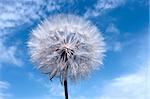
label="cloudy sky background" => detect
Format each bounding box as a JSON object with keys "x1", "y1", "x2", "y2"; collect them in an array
[{"x1": 0, "y1": 0, "x2": 149, "y2": 99}]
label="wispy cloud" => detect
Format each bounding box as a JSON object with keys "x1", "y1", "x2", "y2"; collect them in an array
[
  {"x1": 27, "y1": 72, "x2": 64, "y2": 99},
  {"x1": 105, "y1": 23, "x2": 123, "y2": 52},
  {"x1": 0, "y1": 81, "x2": 9, "y2": 89},
  {"x1": 84, "y1": 0, "x2": 126, "y2": 18},
  {"x1": 0, "y1": 81, "x2": 11, "y2": 99},
  {"x1": 0, "y1": 0, "x2": 74, "y2": 30},
  {"x1": 106, "y1": 23, "x2": 120, "y2": 34},
  {"x1": 0, "y1": 38, "x2": 23, "y2": 67},
  {"x1": 113, "y1": 41, "x2": 122, "y2": 52},
  {"x1": 44, "y1": 83, "x2": 64, "y2": 98},
  {"x1": 98, "y1": 66, "x2": 149, "y2": 99},
  {"x1": 0, "y1": 0, "x2": 42, "y2": 30},
  {"x1": 26, "y1": 82, "x2": 64, "y2": 99}
]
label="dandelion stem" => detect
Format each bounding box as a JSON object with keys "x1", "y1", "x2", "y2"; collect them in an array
[{"x1": 64, "y1": 80, "x2": 68, "y2": 99}]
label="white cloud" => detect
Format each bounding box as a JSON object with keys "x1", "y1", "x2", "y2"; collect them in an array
[
  {"x1": 105, "y1": 23, "x2": 122, "y2": 52},
  {"x1": 84, "y1": 0, "x2": 126, "y2": 18},
  {"x1": 0, "y1": 0, "x2": 74, "y2": 31},
  {"x1": 0, "y1": 39, "x2": 23, "y2": 67},
  {"x1": 106, "y1": 23, "x2": 120, "y2": 34},
  {"x1": 0, "y1": 0, "x2": 41, "y2": 29},
  {"x1": 0, "y1": 81, "x2": 9, "y2": 89},
  {"x1": 97, "y1": 66, "x2": 150, "y2": 99},
  {"x1": 27, "y1": 72, "x2": 64, "y2": 99},
  {"x1": 28, "y1": 82, "x2": 64, "y2": 99},
  {"x1": 113, "y1": 41, "x2": 122, "y2": 52},
  {"x1": 0, "y1": 81, "x2": 11, "y2": 99},
  {"x1": 45, "y1": 83, "x2": 64, "y2": 98}
]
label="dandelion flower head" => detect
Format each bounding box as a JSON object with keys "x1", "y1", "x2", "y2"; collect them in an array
[{"x1": 28, "y1": 14, "x2": 105, "y2": 83}]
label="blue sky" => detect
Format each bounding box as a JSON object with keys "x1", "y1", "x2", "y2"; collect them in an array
[{"x1": 0, "y1": 0, "x2": 149, "y2": 99}]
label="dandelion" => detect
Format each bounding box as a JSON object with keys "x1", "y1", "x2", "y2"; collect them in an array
[{"x1": 28, "y1": 14, "x2": 105, "y2": 99}]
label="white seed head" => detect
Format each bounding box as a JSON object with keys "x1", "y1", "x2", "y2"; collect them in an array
[{"x1": 28, "y1": 14, "x2": 105, "y2": 83}]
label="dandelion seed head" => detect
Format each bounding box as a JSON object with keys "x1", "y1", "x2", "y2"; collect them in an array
[{"x1": 28, "y1": 14, "x2": 105, "y2": 83}]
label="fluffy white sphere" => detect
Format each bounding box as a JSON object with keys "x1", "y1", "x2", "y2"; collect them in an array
[{"x1": 28, "y1": 14, "x2": 105, "y2": 83}]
